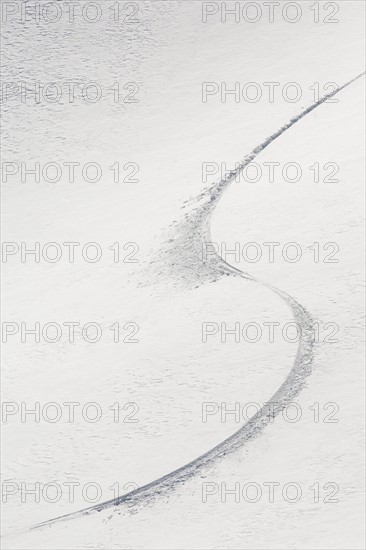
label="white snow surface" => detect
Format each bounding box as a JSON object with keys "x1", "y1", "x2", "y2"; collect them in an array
[{"x1": 1, "y1": 1, "x2": 365, "y2": 548}]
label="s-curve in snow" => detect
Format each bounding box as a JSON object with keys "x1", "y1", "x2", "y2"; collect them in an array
[{"x1": 30, "y1": 70, "x2": 365, "y2": 531}]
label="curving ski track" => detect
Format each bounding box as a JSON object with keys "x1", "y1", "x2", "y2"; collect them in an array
[{"x1": 29, "y1": 70, "x2": 365, "y2": 531}]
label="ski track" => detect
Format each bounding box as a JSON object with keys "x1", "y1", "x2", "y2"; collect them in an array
[{"x1": 9, "y1": 70, "x2": 365, "y2": 535}]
